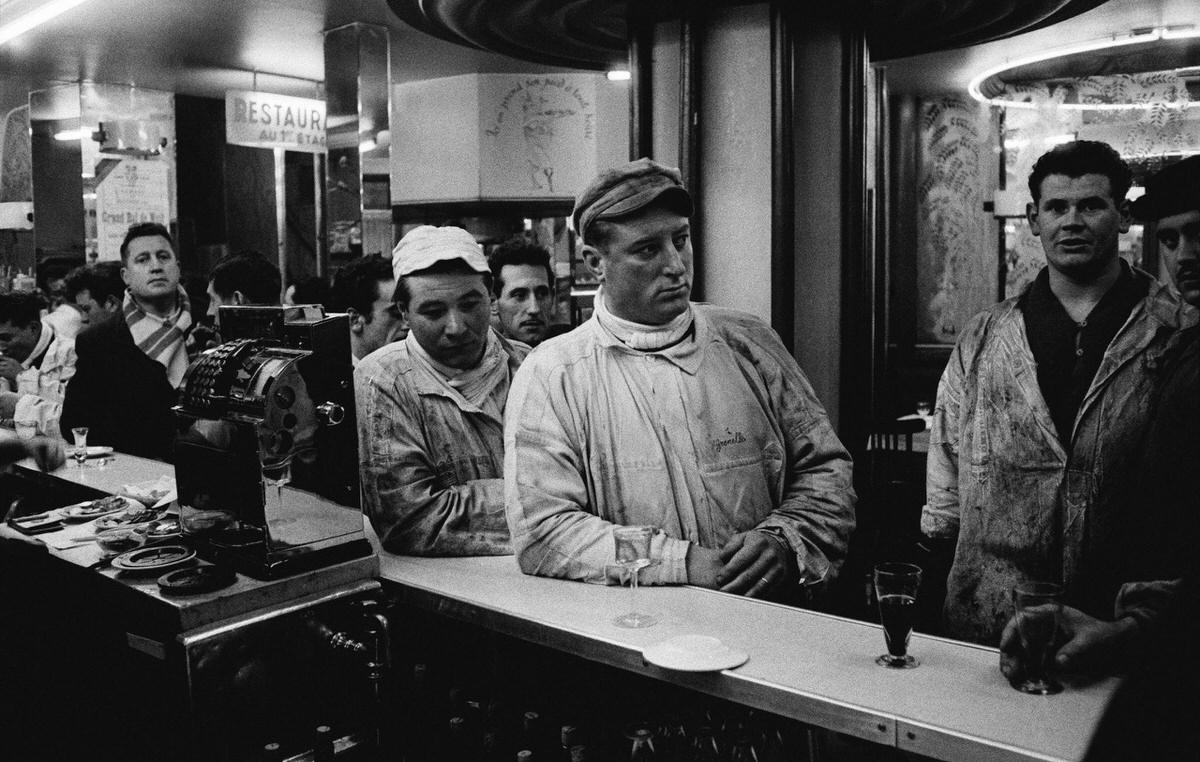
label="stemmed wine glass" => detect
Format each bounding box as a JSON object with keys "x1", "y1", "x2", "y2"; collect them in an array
[
  {"x1": 1012, "y1": 582, "x2": 1064, "y2": 695},
  {"x1": 70, "y1": 426, "x2": 89, "y2": 468},
  {"x1": 613, "y1": 525, "x2": 658, "y2": 628},
  {"x1": 874, "y1": 562, "x2": 922, "y2": 668}
]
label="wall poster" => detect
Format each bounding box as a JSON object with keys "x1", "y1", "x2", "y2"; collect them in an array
[{"x1": 94, "y1": 159, "x2": 170, "y2": 261}]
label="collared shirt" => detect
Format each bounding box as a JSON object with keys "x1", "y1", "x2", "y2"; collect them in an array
[
  {"x1": 355, "y1": 330, "x2": 529, "y2": 556},
  {"x1": 10, "y1": 320, "x2": 76, "y2": 438},
  {"x1": 1021, "y1": 263, "x2": 1144, "y2": 442},
  {"x1": 504, "y1": 303, "x2": 855, "y2": 586},
  {"x1": 923, "y1": 269, "x2": 1196, "y2": 645},
  {"x1": 43, "y1": 303, "x2": 82, "y2": 339}
]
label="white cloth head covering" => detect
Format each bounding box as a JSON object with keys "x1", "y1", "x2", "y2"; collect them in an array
[{"x1": 392, "y1": 225, "x2": 490, "y2": 280}]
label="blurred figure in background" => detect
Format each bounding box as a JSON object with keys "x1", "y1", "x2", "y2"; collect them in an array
[
  {"x1": 37, "y1": 262, "x2": 82, "y2": 339},
  {"x1": 0, "y1": 435, "x2": 64, "y2": 472},
  {"x1": 64, "y1": 262, "x2": 125, "y2": 330},
  {"x1": 205, "y1": 250, "x2": 282, "y2": 335},
  {"x1": 489, "y1": 237, "x2": 556, "y2": 347},
  {"x1": 0, "y1": 292, "x2": 75, "y2": 438},
  {"x1": 284, "y1": 275, "x2": 330, "y2": 307},
  {"x1": 328, "y1": 254, "x2": 405, "y2": 365},
  {"x1": 1077, "y1": 155, "x2": 1200, "y2": 760}
]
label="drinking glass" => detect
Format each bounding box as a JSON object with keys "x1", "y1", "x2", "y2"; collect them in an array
[
  {"x1": 1012, "y1": 582, "x2": 1064, "y2": 695},
  {"x1": 613, "y1": 525, "x2": 658, "y2": 628},
  {"x1": 874, "y1": 562, "x2": 922, "y2": 668},
  {"x1": 70, "y1": 426, "x2": 89, "y2": 468},
  {"x1": 915, "y1": 400, "x2": 932, "y2": 418}
]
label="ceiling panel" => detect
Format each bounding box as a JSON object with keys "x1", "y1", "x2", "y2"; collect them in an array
[{"x1": 0, "y1": 0, "x2": 557, "y2": 100}]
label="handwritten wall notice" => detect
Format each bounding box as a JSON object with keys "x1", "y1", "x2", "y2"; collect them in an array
[
  {"x1": 94, "y1": 160, "x2": 170, "y2": 261},
  {"x1": 480, "y1": 75, "x2": 597, "y2": 196}
]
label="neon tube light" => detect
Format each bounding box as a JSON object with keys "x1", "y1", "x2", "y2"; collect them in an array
[
  {"x1": 0, "y1": 0, "x2": 94, "y2": 46},
  {"x1": 967, "y1": 27, "x2": 1200, "y2": 111}
]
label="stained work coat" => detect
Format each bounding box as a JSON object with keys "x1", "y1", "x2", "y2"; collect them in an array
[{"x1": 923, "y1": 271, "x2": 1195, "y2": 645}]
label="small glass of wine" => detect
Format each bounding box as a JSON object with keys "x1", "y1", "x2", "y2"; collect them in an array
[
  {"x1": 874, "y1": 562, "x2": 922, "y2": 668},
  {"x1": 613, "y1": 525, "x2": 658, "y2": 628},
  {"x1": 1012, "y1": 582, "x2": 1064, "y2": 695},
  {"x1": 70, "y1": 426, "x2": 89, "y2": 468}
]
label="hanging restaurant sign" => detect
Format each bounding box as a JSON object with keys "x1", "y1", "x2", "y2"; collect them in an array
[{"x1": 224, "y1": 90, "x2": 326, "y2": 153}]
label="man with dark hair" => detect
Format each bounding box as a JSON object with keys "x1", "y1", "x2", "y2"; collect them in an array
[
  {"x1": 65, "y1": 261, "x2": 125, "y2": 329},
  {"x1": 206, "y1": 250, "x2": 282, "y2": 330},
  {"x1": 998, "y1": 155, "x2": 1200, "y2": 689},
  {"x1": 329, "y1": 255, "x2": 404, "y2": 363},
  {"x1": 505, "y1": 158, "x2": 855, "y2": 598},
  {"x1": 38, "y1": 260, "x2": 82, "y2": 338},
  {"x1": 0, "y1": 291, "x2": 75, "y2": 437},
  {"x1": 61, "y1": 222, "x2": 195, "y2": 461},
  {"x1": 923, "y1": 141, "x2": 1196, "y2": 648},
  {"x1": 489, "y1": 237, "x2": 555, "y2": 346},
  {"x1": 355, "y1": 225, "x2": 528, "y2": 555}
]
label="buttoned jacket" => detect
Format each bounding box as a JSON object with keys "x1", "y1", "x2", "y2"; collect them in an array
[
  {"x1": 355, "y1": 333, "x2": 529, "y2": 556},
  {"x1": 923, "y1": 271, "x2": 1196, "y2": 644},
  {"x1": 504, "y1": 304, "x2": 855, "y2": 586}
]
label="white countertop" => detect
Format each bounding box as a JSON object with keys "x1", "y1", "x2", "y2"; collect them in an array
[{"x1": 377, "y1": 553, "x2": 1116, "y2": 762}]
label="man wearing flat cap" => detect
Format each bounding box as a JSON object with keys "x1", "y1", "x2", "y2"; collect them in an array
[
  {"x1": 355, "y1": 225, "x2": 529, "y2": 556},
  {"x1": 503, "y1": 158, "x2": 855, "y2": 599}
]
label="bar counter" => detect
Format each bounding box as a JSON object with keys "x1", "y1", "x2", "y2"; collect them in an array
[
  {"x1": 3, "y1": 453, "x2": 1117, "y2": 761},
  {"x1": 378, "y1": 553, "x2": 1118, "y2": 762}
]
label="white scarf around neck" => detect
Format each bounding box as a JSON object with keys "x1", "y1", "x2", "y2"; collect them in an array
[
  {"x1": 593, "y1": 286, "x2": 694, "y2": 350},
  {"x1": 405, "y1": 329, "x2": 509, "y2": 410}
]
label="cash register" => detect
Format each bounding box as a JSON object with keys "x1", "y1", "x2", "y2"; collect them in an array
[{"x1": 173, "y1": 305, "x2": 370, "y2": 579}]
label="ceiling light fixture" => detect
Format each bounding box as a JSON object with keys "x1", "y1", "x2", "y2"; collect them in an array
[
  {"x1": 0, "y1": 0, "x2": 94, "y2": 46},
  {"x1": 53, "y1": 125, "x2": 97, "y2": 141},
  {"x1": 967, "y1": 27, "x2": 1200, "y2": 111}
]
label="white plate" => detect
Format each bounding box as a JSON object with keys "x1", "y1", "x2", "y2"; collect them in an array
[
  {"x1": 642, "y1": 635, "x2": 749, "y2": 672},
  {"x1": 60, "y1": 495, "x2": 139, "y2": 523}
]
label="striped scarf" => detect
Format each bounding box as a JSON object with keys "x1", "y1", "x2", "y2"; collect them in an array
[{"x1": 123, "y1": 288, "x2": 194, "y2": 388}]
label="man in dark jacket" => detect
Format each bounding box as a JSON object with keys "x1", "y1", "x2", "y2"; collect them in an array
[{"x1": 61, "y1": 223, "x2": 194, "y2": 461}]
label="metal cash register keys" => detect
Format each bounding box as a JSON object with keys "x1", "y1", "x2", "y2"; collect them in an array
[{"x1": 173, "y1": 305, "x2": 371, "y2": 579}]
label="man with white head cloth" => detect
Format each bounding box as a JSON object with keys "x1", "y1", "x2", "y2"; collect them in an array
[{"x1": 355, "y1": 225, "x2": 530, "y2": 556}]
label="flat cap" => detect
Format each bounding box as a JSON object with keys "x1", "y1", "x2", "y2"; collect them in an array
[
  {"x1": 392, "y1": 225, "x2": 489, "y2": 280},
  {"x1": 1131, "y1": 155, "x2": 1200, "y2": 222},
  {"x1": 572, "y1": 157, "x2": 694, "y2": 242}
]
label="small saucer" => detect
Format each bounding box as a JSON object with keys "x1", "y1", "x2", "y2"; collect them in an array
[
  {"x1": 158, "y1": 564, "x2": 236, "y2": 595},
  {"x1": 642, "y1": 635, "x2": 749, "y2": 672}
]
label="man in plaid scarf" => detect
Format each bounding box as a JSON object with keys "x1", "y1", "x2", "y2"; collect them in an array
[{"x1": 61, "y1": 223, "x2": 195, "y2": 461}]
